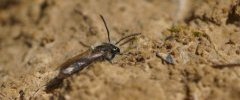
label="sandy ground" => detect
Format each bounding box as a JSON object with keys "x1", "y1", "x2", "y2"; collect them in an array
[{"x1": 0, "y1": 0, "x2": 240, "y2": 100}]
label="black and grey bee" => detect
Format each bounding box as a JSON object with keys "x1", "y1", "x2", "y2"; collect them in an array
[{"x1": 45, "y1": 15, "x2": 140, "y2": 92}]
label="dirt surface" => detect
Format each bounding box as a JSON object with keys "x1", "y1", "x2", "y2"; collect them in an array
[{"x1": 0, "y1": 0, "x2": 240, "y2": 100}]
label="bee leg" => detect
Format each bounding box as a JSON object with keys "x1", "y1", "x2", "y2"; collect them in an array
[
  {"x1": 79, "y1": 41, "x2": 91, "y2": 48},
  {"x1": 119, "y1": 53, "x2": 128, "y2": 55},
  {"x1": 107, "y1": 59, "x2": 113, "y2": 64}
]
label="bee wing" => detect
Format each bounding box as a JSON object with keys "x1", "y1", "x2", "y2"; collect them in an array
[{"x1": 59, "y1": 49, "x2": 105, "y2": 70}]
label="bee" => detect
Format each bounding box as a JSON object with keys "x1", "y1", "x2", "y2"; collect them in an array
[{"x1": 45, "y1": 15, "x2": 141, "y2": 92}]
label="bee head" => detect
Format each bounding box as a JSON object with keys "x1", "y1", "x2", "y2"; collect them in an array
[
  {"x1": 105, "y1": 43, "x2": 120, "y2": 60},
  {"x1": 110, "y1": 44, "x2": 120, "y2": 54},
  {"x1": 106, "y1": 44, "x2": 120, "y2": 60},
  {"x1": 94, "y1": 43, "x2": 120, "y2": 61}
]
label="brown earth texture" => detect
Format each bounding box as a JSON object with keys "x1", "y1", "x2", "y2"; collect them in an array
[{"x1": 1, "y1": 0, "x2": 240, "y2": 100}]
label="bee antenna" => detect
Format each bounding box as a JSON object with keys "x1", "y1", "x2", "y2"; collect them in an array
[
  {"x1": 100, "y1": 15, "x2": 111, "y2": 43},
  {"x1": 115, "y1": 33, "x2": 141, "y2": 45}
]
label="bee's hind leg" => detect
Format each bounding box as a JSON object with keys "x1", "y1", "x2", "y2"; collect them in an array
[{"x1": 79, "y1": 41, "x2": 93, "y2": 50}]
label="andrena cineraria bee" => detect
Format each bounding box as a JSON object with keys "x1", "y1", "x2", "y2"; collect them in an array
[{"x1": 45, "y1": 15, "x2": 141, "y2": 92}]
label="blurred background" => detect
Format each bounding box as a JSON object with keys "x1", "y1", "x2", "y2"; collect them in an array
[{"x1": 0, "y1": 0, "x2": 240, "y2": 100}]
